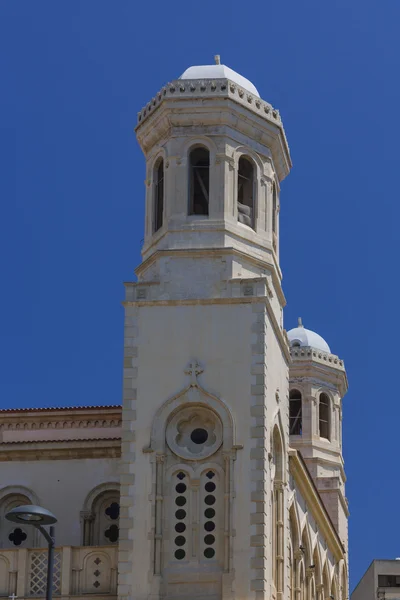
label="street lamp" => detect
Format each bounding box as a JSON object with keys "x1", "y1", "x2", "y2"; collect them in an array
[{"x1": 6, "y1": 505, "x2": 57, "y2": 600}]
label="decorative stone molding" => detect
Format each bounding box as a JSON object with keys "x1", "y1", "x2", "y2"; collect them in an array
[
  {"x1": 290, "y1": 346, "x2": 344, "y2": 368},
  {"x1": 136, "y1": 78, "x2": 282, "y2": 128},
  {"x1": 0, "y1": 418, "x2": 121, "y2": 431},
  {"x1": 166, "y1": 406, "x2": 223, "y2": 461}
]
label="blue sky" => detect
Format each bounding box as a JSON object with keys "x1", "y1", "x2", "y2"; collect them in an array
[{"x1": 1, "y1": 0, "x2": 399, "y2": 591}]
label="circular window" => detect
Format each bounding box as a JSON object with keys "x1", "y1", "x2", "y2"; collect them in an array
[
  {"x1": 175, "y1": 549, "x2": 186, "y2": 560},
  {"x1": 166, "y1": 407, "x2": 222, "y2": 460},
  {"x1": 204, "y1": 547, "x2": 215, "y2": 559},
  {"x1": 204, "y1": 521, "x2": 215, "y2": 532},
  {"x1": 175, "y1": 535, "x2": 186, "y2": 547},
  {"x1": 191, "y1": 428, "x2": 208, "y2": 444},
  {"x1": 175, "y1": 522, "x2": 186, "y2": 533},
  {"x1": 205, "y1": 495, "x2": 216, "y2": 506},
  {"x1": 204, "y1": 508, "x2": 215, "y2": 519},
  {"x1": 175, "y1": 496, "x2": 186, "y2": 507},
  {"x1": 175, "y1": 509, "x2": 186, "y2": 520},
  {"x1": 175, "y1": 483, "x2": 187, "y2": 494},
  {"x1": 205, "y1": 481, "x2": 216, "y2": 492},
  {"x1": 204, "y1": 534, "x2": 215, "y2": 545}
]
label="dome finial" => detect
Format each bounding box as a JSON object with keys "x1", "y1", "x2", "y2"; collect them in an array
[
  {"x1": 214, "y1": 54, "x2": 221, "y2": 65},
  {"x1": 298, "y1": 317, "x2": 303, "y2": 328}
]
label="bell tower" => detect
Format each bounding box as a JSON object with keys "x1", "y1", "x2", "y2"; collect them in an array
[
  {"x1": 287, "y1": 320, "x2": 349, "y2": 553},
  {"x1": 119, "y1": 59, "x2": 292, "y2": 600}
]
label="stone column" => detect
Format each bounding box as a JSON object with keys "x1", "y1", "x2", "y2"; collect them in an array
[
  {"x1": 317, "y1": 582, "x2": 324, "y2": 600},
  {"x1": 16, "y1": 549, "x2": 27, "y2": 597},
  {"x1": 154, "y1": 454, "x2": 165, "y2": 575},
  {"x1": 275, "y1": 481, "x2": 285, "y2": 600},
  {"x1": 61, "y1": 546, "x2": 71, "y2": 596},
  {"x1": 294, "y1": 550, "x2": 303, "y2": 600}
]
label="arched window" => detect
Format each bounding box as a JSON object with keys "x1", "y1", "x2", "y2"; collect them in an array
[
  {"x1": 0, "y1": 494, "x2": 35, "y2": 548},
  {"x1": 189, "y1": 147, "x2": 209, "y2": 216},
  {"x1": 237, "y1": 156, "x2": 255, "y2": 228},
  {"x1": 272, "y1": 183, "x2": 278, "y2": 252},
  {"x1": 319, "y1": 393, "x2": 331, "y2": 440},
  {"x1": 154, "y1": 159, "x2": 164, "y2": 232},
  {"x1": 289, "y1": 390, "x2": 302, "y2": 435},
  {"x1": 272, "y1": 427, "x2": 284, "y2": 596},
  {"x1": 83, "y1": 489, "x2": 120, "y2": 546},
  {"x1": 272, "y1": 183, "x2": 277, "y2": 233}
]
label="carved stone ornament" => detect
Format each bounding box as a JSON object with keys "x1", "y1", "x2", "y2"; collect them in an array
[{"x1": 166, "y1": 406, "x2": 222, "y2": 461}]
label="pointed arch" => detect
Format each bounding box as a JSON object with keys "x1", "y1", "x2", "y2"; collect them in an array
[
  {"x1": 331, "y1": 573, "x2": 340, "y2": 600},
  {"x1": 300, "y1": 525, "x2": 312, "y2": 600},
  {"x1": 289, "y1": 502, "x2": 301, "y2": 600},
  {"x1": 149, "y1": 381, "x2": 236, "y2": 584},
  {"x1": 271, "y1": 417, "x2": 285, "y2": 597},
  {"x1": 300, "y1": 524, "x2": 312, "y2": 569},
  {"x1": 289, "y1": 501, "x2": 301, "y2": 552},
  {"x1": 312, "y1": 545, "x2": 323, "y2": 589},
  {"x1": 322, "y1": 562, "x2": 330, "y2": 597}
]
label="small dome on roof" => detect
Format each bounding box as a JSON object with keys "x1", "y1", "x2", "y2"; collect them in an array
[
  {"x1": 179, "y1": 56, "x2": 260, "y2": 98},
  {"x1": 287, "y1": 318, "x2": 331, "y2": 353}
]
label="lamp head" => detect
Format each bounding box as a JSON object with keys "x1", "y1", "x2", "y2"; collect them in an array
[{"x1": 5, "y1": 505, "x2": 57, "y2": 526}]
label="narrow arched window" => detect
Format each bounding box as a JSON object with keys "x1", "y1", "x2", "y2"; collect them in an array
[
  {"x1": 154, "y1": 159, "x2": 164, "y2": 232},
  {"x1": 83, "y1": 490, "x2": 120, "y2": 546},
  {"x1": 1, "y1": 494, "x2": 35, "y2": 548},
  {"x1": 237, "y1": 156, "x2": 255, "y2": 228},
  {"x1": 319, "y1": 393, "x2": 331, "y2": 440},
  {"x1": 289, "y1": 389, "x2": 302, "y2": 435},
  {"x1": 189, "y1": 147, "x2": 209, "y2": 215},
  {"x1": 272, "y1": 183, "x2": 277, "y2": 234}
]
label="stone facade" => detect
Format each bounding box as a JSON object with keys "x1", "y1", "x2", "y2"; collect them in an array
[{"x1": 0, "y1": 61, "x2": 349, "y2": 600}]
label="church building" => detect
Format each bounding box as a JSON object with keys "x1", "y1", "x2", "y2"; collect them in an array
[{"x1": 0, "y1": 59, "x2": 349, "y2": 600}]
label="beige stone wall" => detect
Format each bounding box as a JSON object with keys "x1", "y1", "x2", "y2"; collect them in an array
[
  {"x1": 0, "y1": 457, "x2": 119, "y2": 547},
  {"x1": 119, "y1": 290, "x2": 290, "y2": 600}
]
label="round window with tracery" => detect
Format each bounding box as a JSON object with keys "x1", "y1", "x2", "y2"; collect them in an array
[{"x1": 166, "y1": 407, "x2": 222, "y2": 460}]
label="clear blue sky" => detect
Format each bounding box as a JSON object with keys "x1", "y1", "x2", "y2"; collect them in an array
[{"x1": 0, "y1": 0, "x2": 398, "y2": 591}]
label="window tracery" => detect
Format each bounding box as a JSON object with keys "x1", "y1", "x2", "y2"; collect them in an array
[
  {"x1": 0, "y1": 494, "x2": 35, "y2": 549},
  {"x1": 149, "y1": 367, "x2": 236, "y2": 595},
  {"x1": 82, "y1": 489, "x2": 120, "y2": 546}
]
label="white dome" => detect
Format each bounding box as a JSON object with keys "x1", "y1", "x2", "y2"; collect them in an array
[
  {"x1": 179, "y1": 64, "x2": 260, "y2": 98},
  {"x1": 287, "y1": 319, "x2": 331, "y2": 353}
]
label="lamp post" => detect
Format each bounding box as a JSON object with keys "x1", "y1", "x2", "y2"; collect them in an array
[{"x1": 6, "y1": 505, "x2": 57, "y2": 600}]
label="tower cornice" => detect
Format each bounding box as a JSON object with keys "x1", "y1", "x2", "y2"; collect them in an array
[
  {"x1": 289, "y1": 347, "x2": 348, "y2": 397},
  {"x1": 135, "y1": 78, "x2": 291, "y2": 182}
]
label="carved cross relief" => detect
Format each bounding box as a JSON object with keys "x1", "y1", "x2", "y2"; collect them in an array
[{"x1": 185, "y1": 360, "x2": 203, "y2": 387}]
